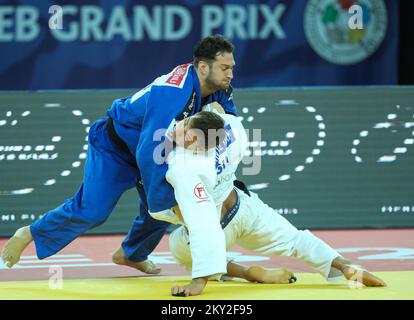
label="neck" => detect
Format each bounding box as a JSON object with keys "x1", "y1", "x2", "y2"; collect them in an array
[{"x1": 195, "y1": 68, "x2": 214, "y2": 98}]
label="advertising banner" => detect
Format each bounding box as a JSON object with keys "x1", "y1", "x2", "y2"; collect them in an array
[{"x1": 0, "y1": 0, "x2": 398, "y2": 89}]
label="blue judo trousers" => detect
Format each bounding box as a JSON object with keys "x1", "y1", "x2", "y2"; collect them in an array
[
  {"x1": 30, "y1": 117, "x2": 168, "y2": 261},
  {"x1": 30, "y1": 64, "x2": 236, "y2": 261}
]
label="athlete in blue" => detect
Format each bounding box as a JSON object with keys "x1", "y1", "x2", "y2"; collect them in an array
[{"x1": 1, "y1": 35, "x2": 238, "y2": 271}]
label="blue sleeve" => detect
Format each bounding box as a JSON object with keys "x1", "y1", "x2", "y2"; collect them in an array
[
  {"x1": 136, "y1": 85, "x2": 197, "y2": 212},
  {"x1": 216, "y1": 85, "x2": 237, "y2": 116}
]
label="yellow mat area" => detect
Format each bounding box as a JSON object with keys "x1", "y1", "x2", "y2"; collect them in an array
[{"x1": 0, "y1": 271, "x2": 413, "y2": 300}]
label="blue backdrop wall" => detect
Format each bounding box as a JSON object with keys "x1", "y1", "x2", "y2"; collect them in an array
[{"x1": 0, "y1": 0, "x2": 398, "y2": 90}]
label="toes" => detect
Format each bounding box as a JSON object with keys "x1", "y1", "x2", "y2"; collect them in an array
[
  {"x1": 283, "y1": 269, "x2": 296, "y2": 284},
  {"x1": 172, "y1": 292, "x2": 187, "y2": 297},
  {"x1": 2, "y1": 254, "x2": 14, "y2": 268},
  {"x1": 145, "y1": 262, "x2": 161, "y2": 274},
  {"x1": 1, "y1": 249, "x2": 14, "y2": 267},
  {"x1": 171, "y1": 286, "x2": 188, "y2": 297},
  {"x1": 285, "y1": 269, "x2": 294, "y2": 278}
]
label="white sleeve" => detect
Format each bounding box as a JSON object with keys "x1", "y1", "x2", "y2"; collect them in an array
[
  {"x1": 220, "y1": 113, "x2": 248, "y2": 164},
  {"x1": 166, "y1": 164, "x2": 227, "y2": 279}
]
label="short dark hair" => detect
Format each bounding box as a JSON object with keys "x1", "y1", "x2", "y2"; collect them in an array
[
  {"x1": 189, "y1": 111, "x2": 226, "y2": 149},
  {"x1": 193, "y1": 34, "x2": 235, "y2": 67}
]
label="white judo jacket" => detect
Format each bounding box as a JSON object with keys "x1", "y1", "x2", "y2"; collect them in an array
[{"x1": 150, "y1": 113, "x2": 248, "y2": 279}]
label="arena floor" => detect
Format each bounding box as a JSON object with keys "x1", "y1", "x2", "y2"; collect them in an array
[{"x1": 0, "y1": 229, "x2": 413, "y2": 300}]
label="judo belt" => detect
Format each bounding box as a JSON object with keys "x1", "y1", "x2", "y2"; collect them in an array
[
  {"x1": 184, "y1": 181, "x2": 252, "y2": 241},
  {"x1": 185, "y1": 190, "x2": 240, "y2": 240},
  {"x1": 220, "y1": 189, "x2": 240, "y2": 229},
  {"x1": 106, "y1": 117, "x2": 131, "y2": 155},
  {"x1": 234, "y1": 179, "x2": 251, "y2": 197},
  {"x1": 219, "y1": 180, "x2": 250, "y2": 229}
]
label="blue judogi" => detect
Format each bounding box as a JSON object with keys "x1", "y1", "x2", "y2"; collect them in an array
[{"x1": 30, "y1": 64, "x2": 237, "y2": 261}]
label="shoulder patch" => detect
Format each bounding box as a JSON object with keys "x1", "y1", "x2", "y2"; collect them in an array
[{"x1": 166, "y1": 64, "x2": 191, "y2": 87}]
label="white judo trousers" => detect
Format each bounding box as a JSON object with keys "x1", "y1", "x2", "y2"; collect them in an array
[
  {"x1": 169, "y1": 188, "x2": 345, "y2": 282},
  {"x1": 155, "y1": 112, "x2": 344, "y2": 281}
]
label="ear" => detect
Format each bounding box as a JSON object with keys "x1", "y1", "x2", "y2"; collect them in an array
[
  {"x1": 198, "y1": 61, "x2": 210, "y2": 76},
  {"x1": 184, "y1": 130, "x2": 199, "y2": 150}
]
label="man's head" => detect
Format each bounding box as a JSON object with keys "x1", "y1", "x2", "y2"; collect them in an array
[
  {"x1": 193, "y1": 34, "x2": 235, "y2": 92},
  {"x1": 172, "y1": 111, "x2": 226, "y2": 151}
]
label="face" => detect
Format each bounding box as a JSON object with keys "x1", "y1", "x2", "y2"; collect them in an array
[
  {"x1": 204, "y1": 52, "x2": 235, "y2": 91},
  {"x1": 172, "y1": 116, "x2": 198, "y2": 149}
]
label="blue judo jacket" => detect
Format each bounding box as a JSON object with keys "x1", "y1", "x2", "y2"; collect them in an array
[{"x1": 106, "y1": 63, "x2": 237, "y2": 213}]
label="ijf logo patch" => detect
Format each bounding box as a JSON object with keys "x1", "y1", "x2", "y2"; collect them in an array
[{"x1": 304, "y1": 0, "x2": 387, "y2": 65}]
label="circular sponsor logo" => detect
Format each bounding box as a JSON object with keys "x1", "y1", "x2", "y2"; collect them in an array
[
  {"x1": 194, "y1": 183, "x2": 208, "y2": 200},
  {"x1": 304, "y1": 0, "x2": 388, "y2": 65}
]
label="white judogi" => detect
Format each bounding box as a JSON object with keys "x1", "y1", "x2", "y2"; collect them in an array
[
  {"x1": 154, "y1": 113, "x2": 344, "y2": 281},
  {"x1": 150, "y1": 113, "x2": 247, "y2": 279},
  {"x1": 170, "y1": 189, "x2": 344, "y2": 281}
]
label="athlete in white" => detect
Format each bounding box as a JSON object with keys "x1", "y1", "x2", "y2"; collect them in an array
[{"x1": 157, "y1": 105, "x2": 386, "y2": 296}]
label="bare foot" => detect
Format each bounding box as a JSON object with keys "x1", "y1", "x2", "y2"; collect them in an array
[
  {"x1": 112, "y1": 247, "x2": 161, "y2": 274},
  {"x1": 332, "y1": 257, "x2": 386, "y2": 287},
  {"x1": 246, "y1": 265, "x2": 296, "y2": 284},
  {"x1": 1, "y1": 226, "x2": 33, "y2": 268}
]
